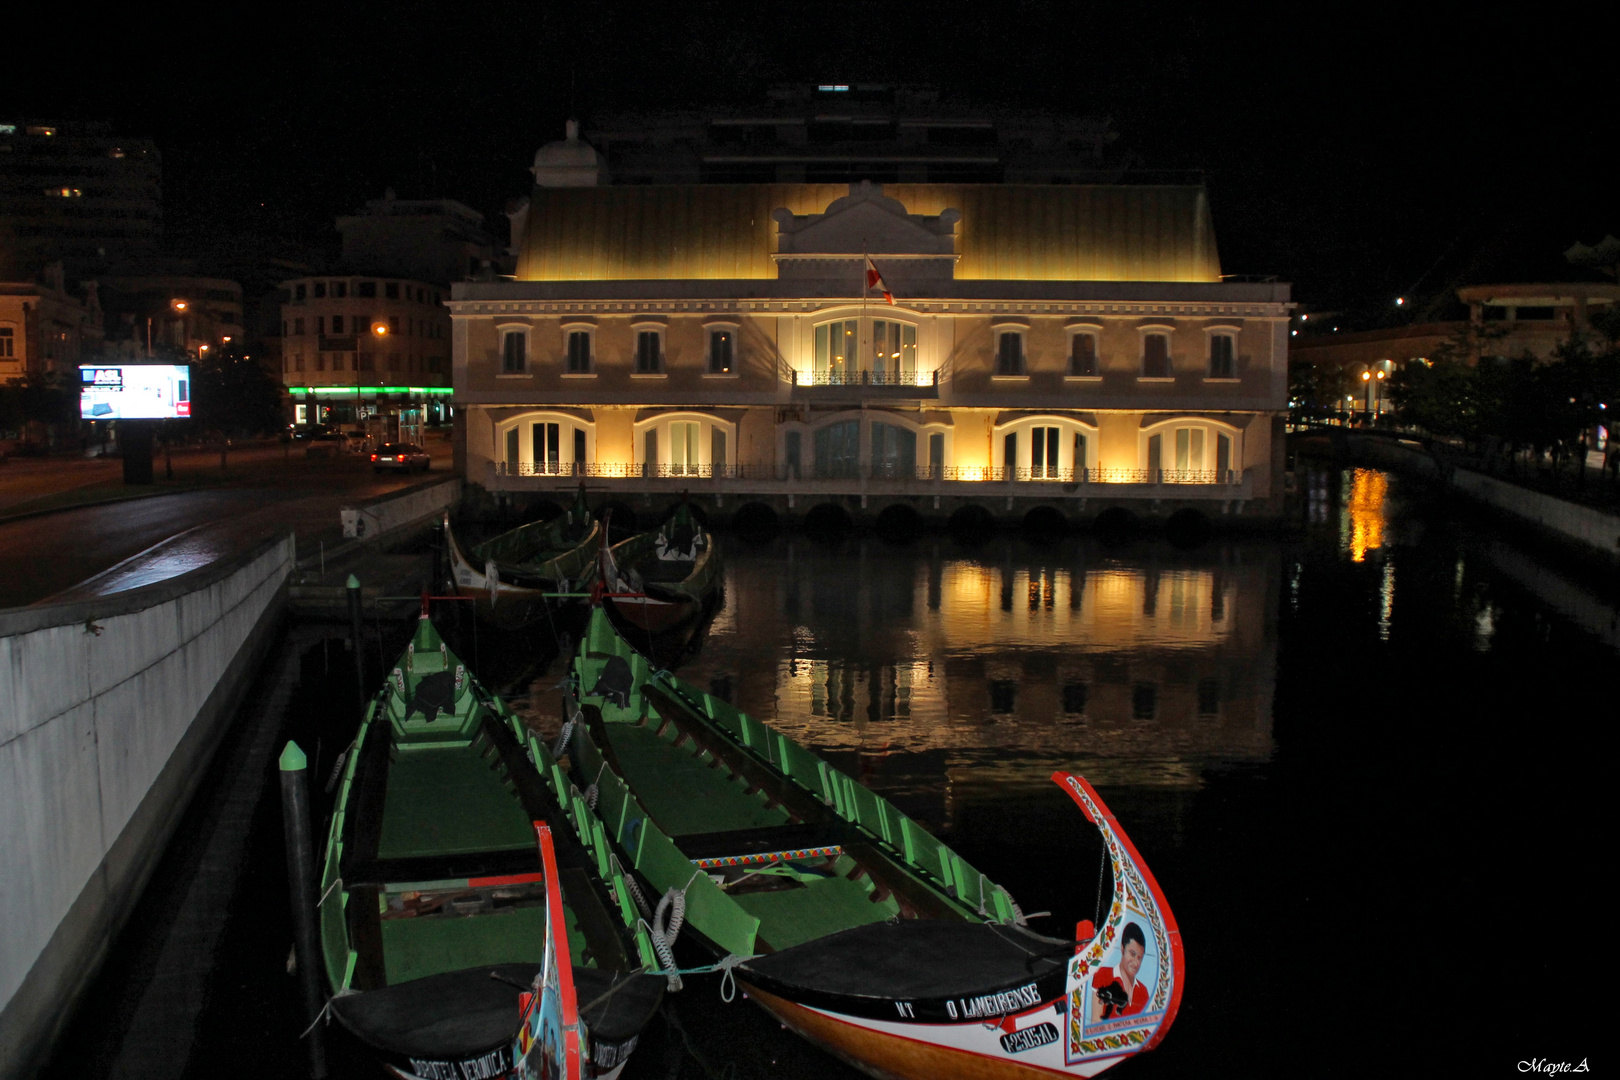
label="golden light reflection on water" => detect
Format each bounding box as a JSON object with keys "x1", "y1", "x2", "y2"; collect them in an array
[
  {"x1": 1344, "y1": 468, "x2": 1389, "y2": 563},
  {"x1": 674, "y1": 538, "x2": 1278, "y2": 811}
]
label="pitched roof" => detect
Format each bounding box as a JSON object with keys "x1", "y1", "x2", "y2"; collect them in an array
[{"x1": 515, "y1": 183, "x2": 1221, "y2": 284}]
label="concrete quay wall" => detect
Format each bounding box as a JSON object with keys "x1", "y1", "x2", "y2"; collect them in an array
[
  {"x1": 342, "y1": 475, "x2": 461, "y2": 540},
  {"x1": 0, "y1": 533, "x2": 295, "y2": 1079}
]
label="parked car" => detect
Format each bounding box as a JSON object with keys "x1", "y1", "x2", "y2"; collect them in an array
[
  {"x1": 304, "y1": 432, "x2": 349, "y2": 457},
  {"x1": 371, "y1": 442, "x2": 430, "y2": 472},
  {"x1": 344, "y1": 430, "x2": 373, "y2": 453}
]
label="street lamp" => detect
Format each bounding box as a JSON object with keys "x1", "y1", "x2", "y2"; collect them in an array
[
  {"x1": 170, "y1": 298, "x2": 189, "y2": 355},
  {"x1": 358, "y1": 321, "x2": 388, "y2": 428}
]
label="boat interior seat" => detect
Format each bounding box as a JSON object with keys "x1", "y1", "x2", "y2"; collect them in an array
[{"x1": 741, "y1": 919, "x2": 1073, "y2": 1001}]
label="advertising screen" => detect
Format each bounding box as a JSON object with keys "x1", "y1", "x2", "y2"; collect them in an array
[{"x1": 79, "y1": 364, "x2": 191, "y2": 420}]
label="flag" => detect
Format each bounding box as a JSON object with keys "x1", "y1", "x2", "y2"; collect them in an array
[{"x1": 865, "y1": 257, "x2": 895, "y2": 305}]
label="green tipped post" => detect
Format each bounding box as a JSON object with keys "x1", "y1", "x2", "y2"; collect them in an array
[
  {"x1": 279, "y1": 741, "x2": 327, "y2": 1078},
  {"x1": 346, "y1": 575, "x2": 365, "y2": 706}
]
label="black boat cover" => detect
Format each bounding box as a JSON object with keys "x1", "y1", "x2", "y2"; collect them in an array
[
  {"x1": 331, "y1": 964, "x2": 664, "y2": 1059},
  {"x1": 741, "y1": 920, "x2": 1071, "y2": 1001}
]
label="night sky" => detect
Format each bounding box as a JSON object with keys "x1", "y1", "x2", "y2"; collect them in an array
[{"x1": 12, "y1": 2, "x2": 1613, "y2": 323}]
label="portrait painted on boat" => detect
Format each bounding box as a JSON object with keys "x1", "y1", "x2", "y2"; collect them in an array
[{"x1": 1087, "y1": 921, "x2": 1152, "y2": 1021}]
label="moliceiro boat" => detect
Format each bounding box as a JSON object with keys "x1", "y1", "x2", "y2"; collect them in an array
[
  {"x1": 600, "y1": 502, "x2": 720, "y2": 634},
  {"x1": 561, "y1": 608, "x2": 1183, "y2": 1079},
  {"x1": 446, "y1": 486, "x2": 600, "y2": 628},
  {"x1": 318, "y1": 608, "x2": 665, "y2": 1079}
]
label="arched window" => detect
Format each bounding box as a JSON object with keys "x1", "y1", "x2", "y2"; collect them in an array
[
  {"x1": 994, "y1": 415, "x2": 1099, "y2": 480},
  {"x1": 497, "y1": 412, "x2": 596, "y2": 476},
  {"x1": 1140, "y1": 418, "x2": 1242, "y2": 483}
]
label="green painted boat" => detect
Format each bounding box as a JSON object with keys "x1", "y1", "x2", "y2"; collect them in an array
[
  {"x1": 600, "y1": 503, "x2": 720, "y2": 634},
  {"x1": 561, "y1": 606, "x2": 1184, "y2": 1080},
  {"x1": 447, "y1": 486, "x2": 600, "y2": 628},
  {"x1": 318, "y1": 608, "x2": 666, "y2": 1079}
]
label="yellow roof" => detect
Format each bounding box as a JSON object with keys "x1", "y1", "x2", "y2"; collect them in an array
[{"x1": 516, "y1": 183, "x2": 1221, "y2": 283}]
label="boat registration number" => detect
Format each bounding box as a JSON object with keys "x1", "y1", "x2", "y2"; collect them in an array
[{"x1": 999, "y1": 1022, "x2": 1060, "y2": 1054}]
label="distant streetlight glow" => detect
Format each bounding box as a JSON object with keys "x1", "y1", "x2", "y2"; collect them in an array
[
  {"x1": 171, "y1": 299, "x2": 188, "y2": 313},
  {"x1": 1361, "y1": 371, "x2": 1371, "y2": 381},
  {"x1": 1396, "y1": 297, "x2": 1405, "y2": 306}
]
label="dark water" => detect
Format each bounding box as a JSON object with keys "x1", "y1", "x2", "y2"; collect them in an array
[{"x1": 45, "y1": 463, "x2": 1604, "y2": 1077}]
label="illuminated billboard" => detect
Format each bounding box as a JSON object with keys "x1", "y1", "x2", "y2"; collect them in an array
[{"x1": 79, "y1": 364, "x2": 191, "y2": 420}]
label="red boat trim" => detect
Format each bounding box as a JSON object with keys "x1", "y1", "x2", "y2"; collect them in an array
[
  {"x1": 467, "y1": 871, "x2": 546, "y2": 888},
  {"x1": 1052, "y1": 772, "x2": 1184, "y2": 1055}
]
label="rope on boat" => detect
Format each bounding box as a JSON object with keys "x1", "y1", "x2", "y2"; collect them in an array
[
  {"x1": 315, "y1": 874, "x2": 343, "y2": 910},
  {"x1": 551, "y1": 716, "x2": 576, "y2": 760},
  {"x1": 712, "y1": 954, "x2": 749, "y2": 1003},
  {"x1": 611, "y1": 853, "x2": 652, "y2": 919},
  {"x1": 323, "y1": 741, "x2": 356, "y2": 794},
  {"x1": 583, "y1": 760, "x2": 607, "y2": 810},
  {"x1": 648, "y1": 886, "x2": 688, "y2": 991}
]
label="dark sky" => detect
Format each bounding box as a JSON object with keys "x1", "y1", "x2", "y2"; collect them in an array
[{"x1": 11, "y1": 2, "x2": 1612, "y2": 321}]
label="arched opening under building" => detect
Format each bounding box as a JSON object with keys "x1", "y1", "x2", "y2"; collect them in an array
[
  {"x1": 803, "y1": 502, "x2": 853, "y2": 543},
  {"x1": 948, "y1": 504, "x2": 996, "y2": 547},
  {"x1": 875, "y1": 503, "x2": 924, "y2": 544}
]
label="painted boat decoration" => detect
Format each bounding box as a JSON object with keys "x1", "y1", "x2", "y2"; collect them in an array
[
  {"x1": 446, "y1": 486, "x2": 600, "y2": 628},
  {"x1": 561, "y1": 607, "x2": 1183, "y2": 1079},
  {"x1": 599, "y1": 502, "x2": 721, "y2": 634},
  {"x1": 318, "y1": 607, "x2": 666, "y2": 1079}
]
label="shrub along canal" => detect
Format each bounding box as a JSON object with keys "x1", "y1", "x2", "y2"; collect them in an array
[{"x1": 42, "y1": 462, "x2": 1601, "y2": 1078}]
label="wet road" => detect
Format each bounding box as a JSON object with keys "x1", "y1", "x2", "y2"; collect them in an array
[{"x1": 0, "y1": 452, "x2": 448, "y2": 608}]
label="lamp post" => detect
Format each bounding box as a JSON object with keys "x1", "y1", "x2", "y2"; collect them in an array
[
  {"x1": 170, "y1": 298, "x2": 189, "y2": 355},
  {"x1": 360, "y1": 321, "x2": 388, "y2": 432}
]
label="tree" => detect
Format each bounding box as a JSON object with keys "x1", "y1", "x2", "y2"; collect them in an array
[{"x1": 189, "y1": 346, "x2": 287, "y2": 437}]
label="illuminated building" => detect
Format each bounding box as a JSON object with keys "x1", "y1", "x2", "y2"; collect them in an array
[
  {"x1": 0, "y1": 120, "x2": 162, "y2": 273},
  {"x1": 278, "y1": 194, "x2": 492, "y2": 436},
  {"x1": 452, "y1": 99, "x2": 1293, "y2": 520}
]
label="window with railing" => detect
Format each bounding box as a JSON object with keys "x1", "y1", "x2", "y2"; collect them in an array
[
  {"x1": 669, "y1": 421, "x2": 701, "y2": 476},
  {"x1": 814, "y1": 420, "x2": 861, "y2": 478},
  {"x1": 813, "y1": 320, "x2": 858, "y2": 383},
  {"x1": 872, "y1": 320, "x2": 916, "y2": 382},
  {"x1": 871, "y1": 422, "x2": 917, "y2": 478}
]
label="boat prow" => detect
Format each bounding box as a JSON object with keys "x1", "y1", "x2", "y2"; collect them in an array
[{"x1": 734, "y1": 772, "x2": 1183, "y2": 1079}]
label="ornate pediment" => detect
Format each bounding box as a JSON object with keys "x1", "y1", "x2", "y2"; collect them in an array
[{"x1": 773, "y1": 181, "x2": 959, "y2": 258}]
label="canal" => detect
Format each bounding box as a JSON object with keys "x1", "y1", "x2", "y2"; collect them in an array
[{"x1": 42, "y1": 462, "x2": 1603, "y2": 1078}]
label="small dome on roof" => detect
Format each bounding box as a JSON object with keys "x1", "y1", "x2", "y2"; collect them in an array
[{"x1": 531, "y1": 119, "x2": 605, "y2": 187}]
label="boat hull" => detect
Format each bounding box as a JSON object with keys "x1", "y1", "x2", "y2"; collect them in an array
[
  {"x1": 605, "y1": 592, "x2": 701, "y2": 634},
  {"x1": 744, "y1": 984, "x2": 1106, "y2": 1080}
]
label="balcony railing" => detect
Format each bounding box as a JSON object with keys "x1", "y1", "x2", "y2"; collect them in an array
[
  {"x1": 790, "y1": 369, "x2": 940, "y2": 388},
  {"x1": 496, "y1": 461, "x2": 1243, "y2": 485}
]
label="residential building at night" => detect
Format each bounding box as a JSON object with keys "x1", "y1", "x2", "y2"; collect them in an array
[
  {"x1": 278, "y1": 273, "x2": 452, "y2": 437},
  {"x1": 1290, "y1": 282, "x2": 1620, "y2": 418},
  {"x1": 278, "y1": 194, "x2": 493, "y2": 437},
  {"x1": 96, "y1": 274, "x2": 243, "y2": 358},
  {"x1": 0, "y1": 120, "x2": 162, "y2": 273},
  {"x1": 452, "y1": 111, "x2": 1292, "y2": 522},
  {"x1": 0, "y1": 263, "x2": 103, "y2": 384}
]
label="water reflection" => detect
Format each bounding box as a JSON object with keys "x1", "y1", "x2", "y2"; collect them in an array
[
  {"x1": 1343, "y1": 467, "x2": 1388, "y2": 562},
  {"x1": 676, "y1": 536, "x2": 1279, "y2": 820}
]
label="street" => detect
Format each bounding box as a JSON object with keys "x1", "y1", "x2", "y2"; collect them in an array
[{"x1": 0, "y1": 438, "x2": 453, "y2": 608}]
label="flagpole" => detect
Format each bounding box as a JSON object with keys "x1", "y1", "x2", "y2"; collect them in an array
[{"x1": 861, "y1": 244, "x2": 868, "y2": 382}]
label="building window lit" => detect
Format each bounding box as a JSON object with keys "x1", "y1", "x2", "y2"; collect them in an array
[
  {"x1": 996, "y1": 330, "x2": 1025, "y2": 375},
  {"x1": 1142, "y1": 332, "x2": 1171, "y2": 377},
  {"x1": 44, "y1": 187, "x2": 82, "y2": 198},
  {"x1": 565, "y1": 329, "x2": 593, "y2": 373},
  {"x1": 872, "y1": 319, "x2": 917, "y2": 381},
  {"x1": 635, "y1": 329, "x2": 663, "y2": 374},
  {"x1": 708, "y1": 327, "x2": 734, "y2": 373},
  {"x1": 1069, "y1": 330, "x2": 1099, "y2": 376},
  {"x1": 1209, "y1": 333, "x2": 1235, "y2": 378},
  {"x1": 813, "y1": 320, "x2": 858, "y2": 382},
  {"x1": 501, "y1": 329, "x2": 527, "y2": 373}
]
